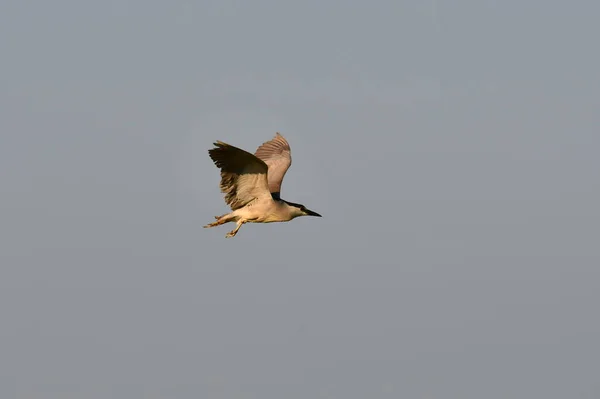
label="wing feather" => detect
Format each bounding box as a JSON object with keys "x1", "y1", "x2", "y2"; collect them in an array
[
  {"x1": 254, "y1": 132, "x2": 292, "y2": 197},
  {"x1": 208, "y1": 141, "x2": 271, "y2": 210}
]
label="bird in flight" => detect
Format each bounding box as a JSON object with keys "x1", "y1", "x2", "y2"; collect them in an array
[{"x1": 205, "y1": 132, "x2": 321, "y2": 238}]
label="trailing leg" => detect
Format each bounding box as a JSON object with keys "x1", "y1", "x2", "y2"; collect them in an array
[
  {"x1": 225, "y1": 219, "x2": 245, "y2": 238},
  {"x1": 203, "y1": 213, "x2": 235, "y2": 228}
]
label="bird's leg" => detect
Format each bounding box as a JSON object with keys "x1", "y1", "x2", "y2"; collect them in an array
[
  {"x1": 203, "y1": 213, "x2": 234, "y2": 228},
  {"x1": 225, "y1": 220, "x2": 245, "y2": 238}
]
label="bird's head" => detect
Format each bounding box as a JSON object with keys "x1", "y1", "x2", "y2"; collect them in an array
[{"x1": 284, "y1": 200, "x2": 322, "y2": 219}]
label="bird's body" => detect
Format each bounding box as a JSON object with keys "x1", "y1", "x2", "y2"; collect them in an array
[{"x1": 204, "y1": 132, "x2": 321, "y2": 238}]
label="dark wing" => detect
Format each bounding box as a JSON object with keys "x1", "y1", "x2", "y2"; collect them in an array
[
  {"x1": 254, "y1": 132, "x2": 292, "y2": 199},
  {"x1": 208, "y1": 141, "x2": 272, "y2": 210}
]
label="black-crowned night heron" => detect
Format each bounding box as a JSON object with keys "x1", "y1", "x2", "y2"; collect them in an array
[{"x1": 204, "y1": 132, "x2": 321, "y2": 238}]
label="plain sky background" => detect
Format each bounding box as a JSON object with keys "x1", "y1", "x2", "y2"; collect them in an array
[{"x1": 2, "y1": 0, "x2": 599, "y2": 398}]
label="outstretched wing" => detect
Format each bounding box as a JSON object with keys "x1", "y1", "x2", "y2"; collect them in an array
[
  {"x1": 208, "y1": 141, "x2": 272, "y2": 210},
  {"x1": 254, "y1": 132, "x2": 292, "y2": 199}
]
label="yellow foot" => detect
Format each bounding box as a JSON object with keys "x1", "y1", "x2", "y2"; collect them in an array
[{"x1": 225, "y1": 222, "x2": 243, "y2": 238}]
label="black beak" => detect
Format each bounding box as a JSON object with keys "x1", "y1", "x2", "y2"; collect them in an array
[{"x1": 305, "y1": 209, "x2": 322, "y2": 217}]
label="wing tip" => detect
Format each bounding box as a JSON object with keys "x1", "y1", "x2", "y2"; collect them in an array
[
  {"x1": 208, "y1": 141, "x2": 231, "y2": 158},
  {"x1": 208, "y1": 140, "x2": 269, "y2": 171}
]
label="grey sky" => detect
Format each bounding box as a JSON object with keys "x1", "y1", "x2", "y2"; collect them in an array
[{"x1": 1, "y1": 0, "x2": 599, "y2": 398}]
